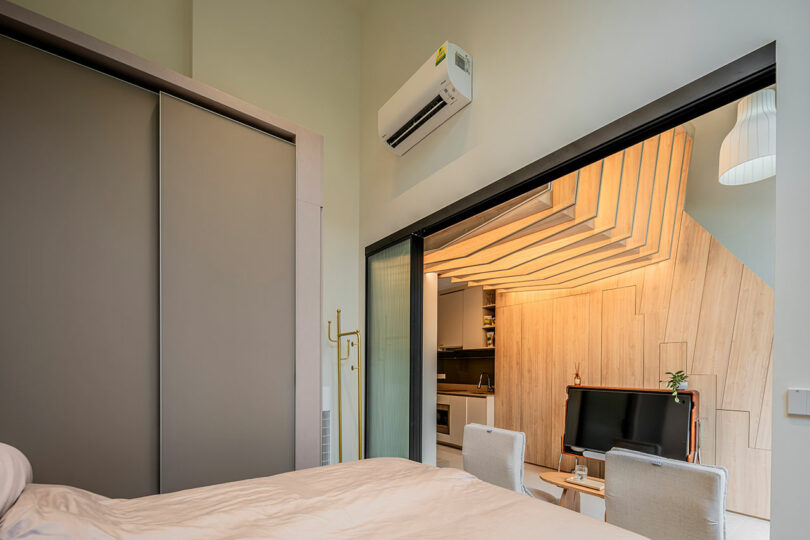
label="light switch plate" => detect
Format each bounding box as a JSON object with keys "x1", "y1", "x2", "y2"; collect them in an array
[{"x1": 787, "y1": 388, "x2": 810, "y2": 416}]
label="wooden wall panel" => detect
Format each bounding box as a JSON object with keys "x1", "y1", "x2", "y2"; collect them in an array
[
  {"x1": 717, "y1": 410, "x2": 771, "y2": 519},
  {"x1": 664, "y1": 213, "x2": 711, "y2": 367},
  {"x1": 601, "y1": 287, "x2": 644, "y2": 387},
  {"x1": 722, "y1": 267, "x2": 774, "y2": 447},
  {"x1": 659, "y1": 342, "x2": 687, "y2": 388},
  {"x1": 494, "y1": 211, "x2": 773, "y2": 518},
  {"x1": 495, "y1": 305, "x2": 522, "y2": 431},
  {"x1": 640, "y1": 258, "x2": 676, "y2": 388},
  {"x1": 520, "y1": 300, "x2": 553, "y2": 465},
  {"x1": 587, "y1": 289, "x2": 603, "y2": 387},
  {"x1": 755, "y1": 346, "x2": 774, "y2": 450},
  {"x1": 691, "y1": 239, "x2": 744, "y2": 397},
  {"x1": 551, "y1": 294, "x2": 590, "y2": 472},
  {"x1": 688, "y1": 374, "x2": 717, "y2": 465}
]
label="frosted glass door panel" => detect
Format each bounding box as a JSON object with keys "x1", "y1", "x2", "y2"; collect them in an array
[{"x1": 366, "y1": 241, "x2": 411, "y2": 458}]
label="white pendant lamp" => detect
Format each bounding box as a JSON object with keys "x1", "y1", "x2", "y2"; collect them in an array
[{"x1": 718, "y1": 88, "x2": 776, "y2": 185}]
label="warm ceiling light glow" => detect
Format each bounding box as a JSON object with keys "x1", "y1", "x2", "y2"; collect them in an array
[{"x1": 718, "y1": 89, "x2": 776, "y2": 185}]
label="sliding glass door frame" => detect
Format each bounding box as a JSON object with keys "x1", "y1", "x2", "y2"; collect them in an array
[
  {"x1": 364, "y1": 234, "x2": 423, "y2": 462},
  {"x1": 363, "y1": 42, "x2": 775, "y2": 463}
]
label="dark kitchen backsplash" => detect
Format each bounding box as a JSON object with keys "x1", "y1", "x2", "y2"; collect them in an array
[{"x1": 437, "y1": 348, "x2": 495, "y2": 386}]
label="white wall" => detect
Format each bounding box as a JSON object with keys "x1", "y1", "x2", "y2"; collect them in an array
[
  {"x1": 357, "y1": 1, "x2": 810, "y2": 536},
  {"x1": 686, "y1": 99, "x2": 775, "y2": 287},
  {"x1": 13, "y1": 0, "x2": 192, "y2": 74}
]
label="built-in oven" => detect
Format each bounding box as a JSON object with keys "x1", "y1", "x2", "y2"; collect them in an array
[{"x1": 437, "y1": 403, "x2": 450, "y2": 434}]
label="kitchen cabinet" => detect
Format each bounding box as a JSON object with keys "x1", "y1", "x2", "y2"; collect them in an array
[
  {"x1": 437, "y1": 393, "x2": 495, "y2": 447},
  {"x1": 437, "y1": 290, "x2": 463, "y2": 349},
  {"x1": 466, "y1": 395, "x2": 488, "y2": 426},
  {"x1": 449, "y1": 395, "x2": 467, "y2": 445},
  {"x1": 438, "y1": 286, "x2": 490, "y2": 350},
  {"x1": 462, "y1": 286, "x2": 485, "y2": 349}
]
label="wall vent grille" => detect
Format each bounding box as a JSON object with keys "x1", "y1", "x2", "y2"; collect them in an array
[{"x1": 321, "y1": 410, "x2": 331, "y2": 466}]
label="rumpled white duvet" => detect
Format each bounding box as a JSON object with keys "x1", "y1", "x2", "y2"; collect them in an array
[{"x1": 0, "y1": 457, "x2": 641, "y2": 539}]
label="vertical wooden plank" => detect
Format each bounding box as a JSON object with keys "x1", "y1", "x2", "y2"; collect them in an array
[
  {"x1": 716, "y1": 410, "x2": 771, "y2": 519},
  {"x1": 587, "y1": 289, "x2": 602, "y2": 387},
  {"x1": 552, "y1": 294, "x2": 589, "y2": 472},
  {"x1": 601, "y1": 286, "x2": 644, "y2": 387},
  {"x1": 688, "y1": 374, "x2": 717, "y2": 464},
  {"x1": 658, "y1": 342, "x2": 687, "y2": 388},
  {"x1": 755, "y1": 345, "x2": 774, "y2": 450},
  {"x1": 494, "y1": 305, "x2": 522, "y2": 431},
  {"x1": 691, "y1": 239, "x2": 744, "y2": 401},
  {"x1": 664, "y1": 213, "x2": 711, "y2": 368},
  {"x1": 722, "y1": 268, "x2": 774, "y2": 447},
  {"x1": 520, "y1": 300, "x2": 553, "y2": 465},
  {"x1": 639, "y1": 258, "x2": 677, "y2": 388}
]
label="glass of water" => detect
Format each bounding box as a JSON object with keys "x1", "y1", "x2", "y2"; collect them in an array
[{"x1": 575, "y1": 464, "x2": 588, "y2": 481}]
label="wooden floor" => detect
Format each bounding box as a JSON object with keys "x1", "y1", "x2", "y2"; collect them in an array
[{"x1": 436, "y1": 444, "x2": 769, "y2": 540}]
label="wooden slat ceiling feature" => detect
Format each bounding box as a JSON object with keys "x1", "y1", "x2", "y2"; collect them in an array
[
  {"x1": 497, "y1": 129, "x2": 692, "y2": 292},
  {"x1": 423, "y1": 172, "x2": 579, "y2": 265},
  {"x1": 423, "y1": 184, "x2": 552, "y2": 252},
  {"x1": 456, "y1": 141, "x2": 643, "y2": 284},
  {"x1": 424, "y1": 126, "x2": 694, "y2": 292},
  {"x1": 468, "y1": 130, "x2": 675, "y2": 288},
  {"x1": 468, "y1": 134, "x2": 660, "y2": 287},
  {"x1": 425, "y1": 160, "x2": 604, "y2": 275}
]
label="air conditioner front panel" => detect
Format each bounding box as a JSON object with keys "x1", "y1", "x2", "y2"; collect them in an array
[{"x1": 378, "y1": 41, "x2": 472, "y2": 156}]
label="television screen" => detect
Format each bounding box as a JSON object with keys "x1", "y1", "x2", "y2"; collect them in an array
[{"x1": 563, "y1": 387, "x2": 694, "y2": 460}]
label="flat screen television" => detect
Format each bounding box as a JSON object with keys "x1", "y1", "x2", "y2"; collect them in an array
[{"x1": 563, "y1": 386, "x2": 697, "y2": 461}]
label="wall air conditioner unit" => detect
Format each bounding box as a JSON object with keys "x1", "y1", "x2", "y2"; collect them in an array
[{"x1": 378, "y1": 41, "x2": 472, "y2": 156}]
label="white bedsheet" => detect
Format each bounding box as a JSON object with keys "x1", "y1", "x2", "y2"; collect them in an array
[{"x1": 0, "y1": 457, "x2": 642, "y2": 539}]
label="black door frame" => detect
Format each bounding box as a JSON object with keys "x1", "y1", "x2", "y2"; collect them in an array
[{"x1": 364, "y1": 41, "x2": 775, "y2": 462}]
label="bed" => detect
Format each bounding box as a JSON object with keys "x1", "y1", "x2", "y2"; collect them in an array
[{"x1": 1, "y1": 446, "x2": 642, "y2": 539}]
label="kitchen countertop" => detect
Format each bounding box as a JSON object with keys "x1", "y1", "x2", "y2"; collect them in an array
[{"x1": 437, "y1": 383, "x2": 494, "y2": 397}]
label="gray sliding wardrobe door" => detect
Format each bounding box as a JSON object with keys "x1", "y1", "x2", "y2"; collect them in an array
[
  {"x1": 160, "y1": 94, "x2": 296, "y2": 492},
  {"x1": 0, "y1": 36, "x2": 159, "y2": 497}
]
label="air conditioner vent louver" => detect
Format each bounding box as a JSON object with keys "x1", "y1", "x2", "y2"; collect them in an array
[{"x1": 386, "y1": 95, "x2": 447, "y2": 149}]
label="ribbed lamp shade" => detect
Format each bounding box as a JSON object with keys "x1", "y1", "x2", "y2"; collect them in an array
[{"x1": 718, "y1": 89, "x2": 776, "y2": 185}]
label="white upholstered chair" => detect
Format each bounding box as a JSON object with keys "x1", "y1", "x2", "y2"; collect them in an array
[
  {"x1": 462, "y1": 423, "x2": 557, "y2": 503},
  {"x1": 605, "y1": 448, "x2": 728, "y2": 540}
]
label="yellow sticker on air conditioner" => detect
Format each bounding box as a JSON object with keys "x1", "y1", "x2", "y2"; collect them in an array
[{"x1": 435, "y1": 45, "x2": 446, "y2": 66}]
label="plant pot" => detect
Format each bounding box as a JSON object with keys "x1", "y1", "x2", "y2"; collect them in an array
[{"x1": 677, "y1": 381, "x2": 689, "y2": 390}]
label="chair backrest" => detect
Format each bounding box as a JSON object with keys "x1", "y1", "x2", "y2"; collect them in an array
[
  {"x1": 605, "y1": 448, "x2": 727, "y2": 540},
  {"x1": 462, "y1": 423, "x2": 526, "y2": 493}
]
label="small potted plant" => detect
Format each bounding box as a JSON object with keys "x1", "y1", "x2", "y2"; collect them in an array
[{"x1": 661, "y1": 370, "x2": 688, "y2": 403}]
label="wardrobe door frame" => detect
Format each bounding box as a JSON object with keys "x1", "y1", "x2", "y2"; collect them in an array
[{"x1": 0, "y1": 0, "x2": 324, "y2": 471}]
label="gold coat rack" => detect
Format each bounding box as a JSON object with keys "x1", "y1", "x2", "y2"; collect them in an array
[{"x1": 327, "y1": 309, "x2": 362, "y2": 463}]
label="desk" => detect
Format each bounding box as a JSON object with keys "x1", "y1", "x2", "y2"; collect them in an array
[{"x1": 539, "y1": 471, "x2": 605, "y2": 512}]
